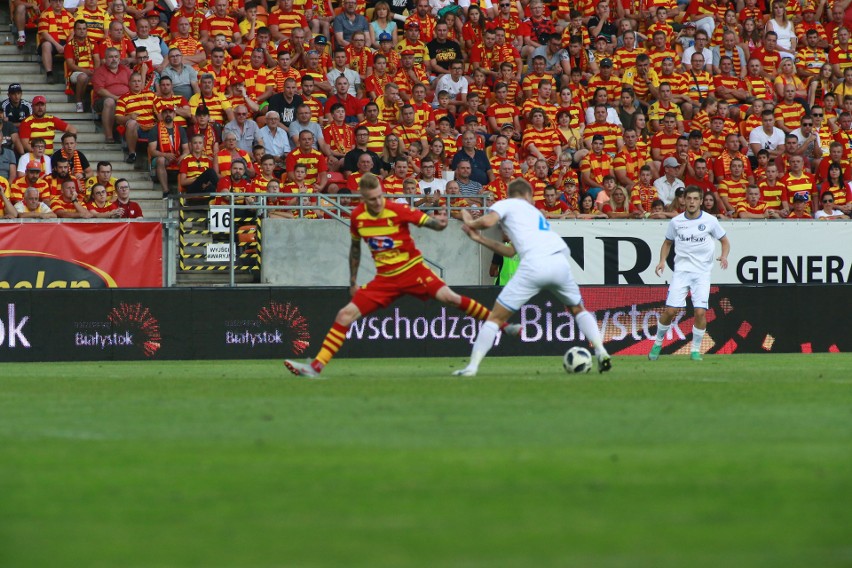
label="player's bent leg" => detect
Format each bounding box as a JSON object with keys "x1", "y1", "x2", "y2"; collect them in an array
[
  {"x1": 435, "y1": 285, "x2": 490, "y2": 320},
  {"x1": 284, "y1": 302, "x2": 363, "y2": 378}
]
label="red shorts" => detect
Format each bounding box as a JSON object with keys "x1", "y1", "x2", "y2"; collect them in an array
[{"x1": 352, "y1": 262, "x2": 446, "y2": 316}]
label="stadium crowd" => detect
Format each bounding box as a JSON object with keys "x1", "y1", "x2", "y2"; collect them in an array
[{"x1": 3, "y1": 0, "x2": 852, "y2": 220}]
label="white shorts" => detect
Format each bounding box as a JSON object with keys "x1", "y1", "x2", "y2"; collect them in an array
[
  {"x1": 666, "y1": 271, "x2": 711, "y2": 309},
  {"x1": 69, "y1": 71, "x2": 87, "y2": 84},
  {"x1": 496, "y1": 250, "x2": 582, "y2": 312}
]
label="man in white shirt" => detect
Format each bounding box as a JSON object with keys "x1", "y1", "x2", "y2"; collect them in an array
[
  {"x1": 653, "y1": 157, "x2": 685, "y2": 206},
  {"x1": 680, "y1": 29, "x2": 713, "y2": 71},
  {"x1": 452, "y1": 178, "x2": 612, "y2": 376},
  {"x1": 15, "y1": 186, "x2": 56, "y2": 218},
  {"x1": 432, "y1": 59, "x2": 468, "y2": 109},
  {"x1": 748, "y1": 109, "x2": 786, "y2": 160},
  {"x1": 649, "y1": 185, "x2": 730, "y2": 361},
  {"x1": 417, "y1": 157, "x2": 447, "y2": 195}
]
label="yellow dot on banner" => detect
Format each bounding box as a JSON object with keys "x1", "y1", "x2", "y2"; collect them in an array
[{"x1": 762, "y1": 334, "x2": 775, "y2": 351}]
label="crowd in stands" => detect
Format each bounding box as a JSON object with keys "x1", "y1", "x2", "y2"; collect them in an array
[
  {"x1": 5, "y1": 0, "x2": 852, "y2": 220},
  {"x1": 0, "y1": 82, "x2": 143, "y2": 218}
]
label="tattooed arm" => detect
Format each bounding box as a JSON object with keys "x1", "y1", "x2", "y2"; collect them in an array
[{"x1": 349, "y1": 237, "x2": 361, "y2": 297}]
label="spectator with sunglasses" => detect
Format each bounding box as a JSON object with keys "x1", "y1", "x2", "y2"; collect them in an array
[{"x1": 814, "y1": 192, "x2": 850, "y2": 219}]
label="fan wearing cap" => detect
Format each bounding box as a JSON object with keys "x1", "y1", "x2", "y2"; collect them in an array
[
  {"x1": 391, "y1": 49, "x2": 429, "y2": 97},
  {"x1": 1, "y1": 84, "x2": 32, "y2": 129},
  {"x1": 332, "y1": 0, "x2": 370, "y2": 48},
  {"x1": 18, "y1": 95, "x2": 76, "y2": 155},
  {"x1": 374, "y1": 35, "x2": 401, "y2": 76},
  {"x1": 145, "y1": 8, "x2": 168, "y2": 40},
  {"x1": 396, "y1": 20, "x2": 429, "y2": 66},
  {"x1": 10, "y1": 161, "x2": 51, "y2": 204},
  {"x1": 786, "y1": 191, "x2": 814, "y2": 219},
  {"x1": 37, "y1": 0, "x2": 74, "y2": 80},
  {"x1": 653, "y1": 156, "x2": 686, "y2": 207},
  {"x1": 587, "y1": 58, "x2": 622, "y2": 106}
]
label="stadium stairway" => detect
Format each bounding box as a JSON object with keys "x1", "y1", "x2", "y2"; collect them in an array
[
  {"x1": 3, "y1": 12, "x2": 255, "y2": 286},
  {"x1": 0, "y1": 23, "x2": 165, "y2": 219}
]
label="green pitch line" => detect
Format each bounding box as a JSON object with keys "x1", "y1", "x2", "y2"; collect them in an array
[{"x1": 1, "y1": 355, "x2": 851, "y2": 568}]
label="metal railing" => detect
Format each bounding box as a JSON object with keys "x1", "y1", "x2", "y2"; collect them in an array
[{"x1": 167, "y1": 192, "x2": 491, "y2": 286}]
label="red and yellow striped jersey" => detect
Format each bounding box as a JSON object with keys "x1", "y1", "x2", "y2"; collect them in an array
[
  {"x1": 201, "y1": 15, "x2": 240, "y2": 42},
  {"x1": 38, "y1": 9, "x2": 74, "y2": 42},
  {"x1": 583, "y1": 122, "x2": 622, "y2": 155},
  {"x1": 18, "y1": 115, "x2": 70, "y2": 154},
  {"x1": 522, "y1": 127, "x2": 560, "y2": 159},
  {"x1": 189, "y1": 92, "x2": 233, "y2": 125},
  {"x1": 285, "y1": 148, "x2": 328, "y2": 186},
  {"x1": 350, "y1": 199, "x2": 429, "y2": 277},
  {"x1": 116, "y1": 91, "x2": 156, "y2": 129},
  {"x1": 718, "y1": 176, "x2": 749, "y2": 209}
]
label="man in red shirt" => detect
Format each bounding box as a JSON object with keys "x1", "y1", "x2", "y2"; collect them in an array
[
  {"x1": 92, "y1": 47, "x2": 132, "y2": 144},
  {"x1": 284, "y1": 173, "x2": 517, "y2": 378},
  {"x1": 324, "y1": 75, "x2": 364, "y2": 125},
  {"x1": 114, "y1": 178, "x2": 143, "y2": 218}
]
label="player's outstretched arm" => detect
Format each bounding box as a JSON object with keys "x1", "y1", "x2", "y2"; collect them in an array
[
  {"x1": 656, "y1": 239, "x2": 673, "y2": 277},
  {"x1": 718, "y1": 235, "x2": 730, "y2": 270},
  {"x1": 423, "y1": 208, "x2": 449, "y2": 231},
  {"x1": 461, "y1": 209, "x2": 500, "y2": 230},
  {"x1": 349, "y1": 238, "x2": 362, "y2": 297},
  {"x1": 461, "y1": 224, "x2": 517, "y2": 257}
]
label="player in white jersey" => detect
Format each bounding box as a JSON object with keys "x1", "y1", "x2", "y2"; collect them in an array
[
  {"x1": 649, "y1": 185, "x2": 731, "y2": 362},
  {"x1": 452, "y1": 178, "x2": 612, "y2": 376}
]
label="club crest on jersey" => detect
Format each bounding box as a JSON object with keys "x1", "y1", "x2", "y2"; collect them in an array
[
  {"x1": 367, "y1": 236, "x2": 395, "y2": 251},
  {"x1": 698, "y1": 224, "x2": 706, "y2": 231}
]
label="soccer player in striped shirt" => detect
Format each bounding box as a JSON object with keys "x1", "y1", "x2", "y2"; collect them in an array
[{"x1": 284, "y1": 173, "x2": 520, "y2": 378}]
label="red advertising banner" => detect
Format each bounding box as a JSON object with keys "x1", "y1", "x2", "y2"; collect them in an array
[{"x1": 0, "y1": 222, "x2": 163, "y2": 288}]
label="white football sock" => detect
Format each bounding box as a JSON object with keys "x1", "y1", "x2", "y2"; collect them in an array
[
  {"x1": 692, "y1": 326, "x2": 705, "y2": 353},
  {"x1": 654, "y1": 322, "x2": 672, "y2": 346},
  {"x1": 467, "y1": 320, "x2": 500, "y2": 370},
  {"x1": 576, "y1": 310, "x2": 606, "y2": 355}
]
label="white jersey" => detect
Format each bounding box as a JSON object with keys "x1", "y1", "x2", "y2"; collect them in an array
[
  {"x1": 489, "y1": 198, "x2": 567, "y2": 261},
  {"x1": 665, "y1": 211, "x2": 726, "y2": 274}
]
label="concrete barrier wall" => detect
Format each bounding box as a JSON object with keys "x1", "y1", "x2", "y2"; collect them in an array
[
  {"x1": 261, "y1": 218, "x2": 498, "y2": 286},
  {"x1": 262, "y1": 218, "x2": 852, "y2": 286}
]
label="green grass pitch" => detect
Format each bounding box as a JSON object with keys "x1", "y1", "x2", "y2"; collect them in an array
[{"x1": 1, "y1": 354, "x2": 851, "y2": 568}]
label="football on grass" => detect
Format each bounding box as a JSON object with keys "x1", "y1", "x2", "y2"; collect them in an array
[{"x1": 563, "y1": 347, "x2": 593, "y2": 374}]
